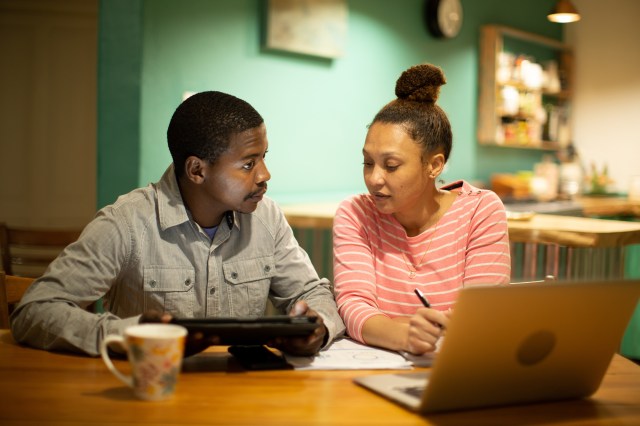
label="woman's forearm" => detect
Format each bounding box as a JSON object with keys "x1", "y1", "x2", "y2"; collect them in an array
[{"x1": 361, "y1": 315, "x2": 410, "y2": 352}]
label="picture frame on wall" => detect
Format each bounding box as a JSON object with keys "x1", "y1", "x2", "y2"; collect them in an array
[{"x1": 265, "y1": 0, "x2": 348, "y2": 59}]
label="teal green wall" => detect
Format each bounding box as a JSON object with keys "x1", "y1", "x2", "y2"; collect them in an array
[
  {"x1": 622, "y1": 244, "x2": 640, "y2": 360},
  {"x1": 97, "y1": 0, "x2": 144, "y2": 206},
  {"x1": 98, "y1": 0, "x2": 561, "y2": 207}
]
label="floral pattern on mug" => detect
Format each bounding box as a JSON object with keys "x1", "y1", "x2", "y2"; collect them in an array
[{"x1": 129, "y1": 336, "x2": 185, "y2": 400}]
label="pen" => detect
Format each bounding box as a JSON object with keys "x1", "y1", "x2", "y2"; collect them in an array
[
  {"x1": 415, "y1": 288, "x2": 445, "y2": 331},
  {"x1": 414, "y1": 288, "x2": 431, "y2": 308}
]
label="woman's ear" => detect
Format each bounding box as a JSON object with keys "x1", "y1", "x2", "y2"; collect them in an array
[
  {"x1": 184, "y1": 156, "x2": 206, "y2": 184},
  {"x1": 427, "y1": 153, "x2": 446, "y2": 179}
]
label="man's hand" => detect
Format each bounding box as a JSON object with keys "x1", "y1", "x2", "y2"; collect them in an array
[
  {"x1": 269, "y1": 301, "x2": 327, "y2": 357},
  {"x1": 139, "y1": 309, "x2": 172, "y2": 324},
  {"x1": 139, "y1": 310, "x2": 218, "y2": 357}
]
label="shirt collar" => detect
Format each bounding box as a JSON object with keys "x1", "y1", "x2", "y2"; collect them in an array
[
  {"x1": 156, "y1": 164, "x2": 191, "y2": 231},
  {"x1": 440, "y1": 180, "x2": 482, "y2": 196}
]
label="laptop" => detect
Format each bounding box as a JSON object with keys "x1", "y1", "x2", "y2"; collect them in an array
[{"x1": 354, "y1": 279, "x2": 640, "y2": 414}]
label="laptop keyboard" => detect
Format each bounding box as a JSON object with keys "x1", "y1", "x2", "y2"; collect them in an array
[{"x1": 395, "y1": 385, "x2": 425, "y2": 399}]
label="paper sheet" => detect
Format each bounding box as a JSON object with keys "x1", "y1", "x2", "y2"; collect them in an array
[
  {"x1": 399, "y1": 351, "x2": 436, "y2": 367},
  {"x1": 399, "y1": 337, "x2": 443, "y2": 367},
  {"x1": 285, "y1": 338, "x2": 414, "y2": 370}
]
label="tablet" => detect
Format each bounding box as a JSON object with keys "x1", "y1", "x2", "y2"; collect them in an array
[{"x1": 171, "y1": 315, "x2": 320, "y2": 345}]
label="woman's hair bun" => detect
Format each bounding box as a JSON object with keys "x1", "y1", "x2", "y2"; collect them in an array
[{"x1": 395, "y1": 63, "x2": 446, "y2": 104}]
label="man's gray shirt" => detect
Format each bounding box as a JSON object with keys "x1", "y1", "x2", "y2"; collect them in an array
[{"x1": 10, "y1": 165, "x2": 344, "y2": 355}]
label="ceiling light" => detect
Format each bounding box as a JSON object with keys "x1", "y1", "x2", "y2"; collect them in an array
[{"x1": 547, "y1": 0, "x2": 581, "y2": 23}]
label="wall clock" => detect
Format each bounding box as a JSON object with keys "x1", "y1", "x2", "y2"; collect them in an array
[{"x1": 425, "y1": 0, "x2": 464, "y2": 39}]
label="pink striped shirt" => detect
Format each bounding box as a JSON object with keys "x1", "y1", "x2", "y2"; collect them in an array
[{"x1": 332, "y1": 180, "x2": 511, "y2": 343}]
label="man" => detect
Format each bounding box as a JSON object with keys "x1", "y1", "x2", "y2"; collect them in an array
[{"x1": 10, "y1": 91, "x2": 344, "y2": 356}]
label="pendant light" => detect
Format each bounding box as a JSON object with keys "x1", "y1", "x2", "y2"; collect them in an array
[{"x1": 547, "y1": 0, "x2": 581, "y2": 23}]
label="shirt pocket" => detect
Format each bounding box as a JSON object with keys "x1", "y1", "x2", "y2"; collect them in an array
[
  {"x1": 143, "y1": 267, "x2": 195, "y2": 315},
  {"x1": 222, "y1": 255, "x2": 275, "y2": 316}
]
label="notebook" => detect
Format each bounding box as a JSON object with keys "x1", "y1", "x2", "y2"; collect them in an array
[{"x1": 354, "y1": 279, "x2": 640, "y2": 414}]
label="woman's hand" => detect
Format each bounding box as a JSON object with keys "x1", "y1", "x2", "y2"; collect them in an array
[{"x1": 405, "y1": 308, "x2": 450, "y2": 355}]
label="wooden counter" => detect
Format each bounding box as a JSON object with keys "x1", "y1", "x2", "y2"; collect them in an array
[
  {"x1": 281, "y1": 201, "x2": 640, "y2": 282},
  {"x1": 281, "y1": 202, "x2": 337, "y2": 229},
  {"x1": 281, "y1": 202, "x2": 640, "y2": 249},
  {"x1": 281, "y1": 198, "x2": 640, "y2": 361},
  {"x1": 281, "y1": 196, "x2": 640, "y2": 224},
  {"x1": 507, "y1": 214, "x2": 640, "y2": 248},
  {"x1": 578, "y1": 196, "x2": 640, "y2": 218}
]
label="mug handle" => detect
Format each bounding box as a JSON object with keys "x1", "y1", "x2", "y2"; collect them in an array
[{"x1": 100, "y1": 334, "x2": 134, "y2": 388}]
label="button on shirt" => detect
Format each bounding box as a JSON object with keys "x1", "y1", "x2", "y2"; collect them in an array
[{"x1": 10, "y1": 165, "x2": 345, "y2": 356}]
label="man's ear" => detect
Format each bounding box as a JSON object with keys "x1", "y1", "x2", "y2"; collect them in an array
[{"x1": 184, "y1": 156, "x2": 206, "y2": 184}]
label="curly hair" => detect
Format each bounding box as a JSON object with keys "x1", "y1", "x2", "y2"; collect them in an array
[
  {"x1": 371, "y1": 64, "x2": 452, "y2": 162},
  {"x1": 167, "y1": 91, "x2": 264, "y2": 177}
]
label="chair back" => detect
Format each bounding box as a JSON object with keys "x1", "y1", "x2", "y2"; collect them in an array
[
  {"x1": 0, "y1": 271, "x2": 35, "y2": 328},
  {"x1": 0, "y1": 222, "x2": 82, "y2": 277}
]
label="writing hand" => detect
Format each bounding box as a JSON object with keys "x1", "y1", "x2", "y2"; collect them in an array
[{"x1": 406, "y1": 308, "x2": 449, "y2": 355}]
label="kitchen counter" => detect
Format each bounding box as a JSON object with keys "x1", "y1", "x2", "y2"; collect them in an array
[
  {"x1": 578, "y1": 196, "x2": 640, "y2": 218},
  {"x1": 503, "y1": 196, "x2": 640, "y2": 218},
  {"x1": 507, "y1": 214, "x2": 640, "y2": 248},
  {"x1": 504, "y1": 196, "x2": 640, "y2": 217},
  {"x1": 280, "y1": 197, "x2": 640, "y2": 362},
  {"x1": 281, "y1": 195, "x2": 639, "y2": 225},
  {"x1": 281, "y1": 201, "x2": 640, "y2": 248},
  {"x1": 281, "y1": 199, "x2": 640, "y2": 275},
  {"x1": 503, "y1": 199, "x2": 584, "y2": 216}
]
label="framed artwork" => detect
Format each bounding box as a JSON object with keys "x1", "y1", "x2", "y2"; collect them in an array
[{"x1": 265, "y1": 0, "x2": 348, "y2": 58}]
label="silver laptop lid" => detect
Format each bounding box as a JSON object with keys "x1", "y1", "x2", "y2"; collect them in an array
[
  {"x1": 420, "y1": 280, "x2": 640, "y2": 413},
  {"x1": 354, "y1": 280, "x2": 640, "y2": 414}
]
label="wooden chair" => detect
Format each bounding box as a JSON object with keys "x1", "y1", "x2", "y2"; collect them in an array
[
  {"x1": 0, "y1": 222, "x2": 82, "y2": 278},
  {"x1": 0, "y1": 223, "x2": 106, "y2": 315},
  {"x1": 0, "y1": 271, "x2": 35, "y2": 328}
]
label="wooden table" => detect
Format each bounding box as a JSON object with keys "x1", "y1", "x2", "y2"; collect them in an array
[{"x1": 1, "y1": 331, "x2": 640, "y2": 425}]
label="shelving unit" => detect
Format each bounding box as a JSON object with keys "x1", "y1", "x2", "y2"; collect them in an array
[{"x1": 478, "y1": 25, "x2": 574, "y2": 150}]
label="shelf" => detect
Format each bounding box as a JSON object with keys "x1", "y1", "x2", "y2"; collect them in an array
[
  {"x1": 496, "y1": 81, "x2": 571, "y2": 99},
  {"x1": 477, "y1": 25, "x2": 574, "y2": 150},
  {"x1": 479, "y1": 140, "x2": 563, "y2": 151}
]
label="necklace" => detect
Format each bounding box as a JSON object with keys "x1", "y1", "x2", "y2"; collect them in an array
[{"x1": 400, "y1": 220, "x2": 440, "y2": 279}]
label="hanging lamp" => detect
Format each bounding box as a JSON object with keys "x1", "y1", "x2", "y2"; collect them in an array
[{"x1": 547, "y1": 0, "x2": 581, "y2": 23}]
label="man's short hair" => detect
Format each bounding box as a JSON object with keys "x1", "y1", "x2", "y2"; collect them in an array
[{"x1": 167, "y1": 91, "x2": 264, "y2": 177}]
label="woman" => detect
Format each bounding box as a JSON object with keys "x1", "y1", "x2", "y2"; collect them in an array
[{"x1": 333, "y1": 64, "x2": 511, "y2": 355}]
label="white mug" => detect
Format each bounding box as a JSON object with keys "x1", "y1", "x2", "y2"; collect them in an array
[{"x1": 100, "y1": 323, "x2": 187, "y2": 401}]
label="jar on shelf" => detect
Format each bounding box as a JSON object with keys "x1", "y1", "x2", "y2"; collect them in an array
[
  {"x1": 543, "y1": 60, "x2": 561, "y2": 94},
  {"x1": 497, "y1": 51, "x2": 515, "y2": 84}
]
